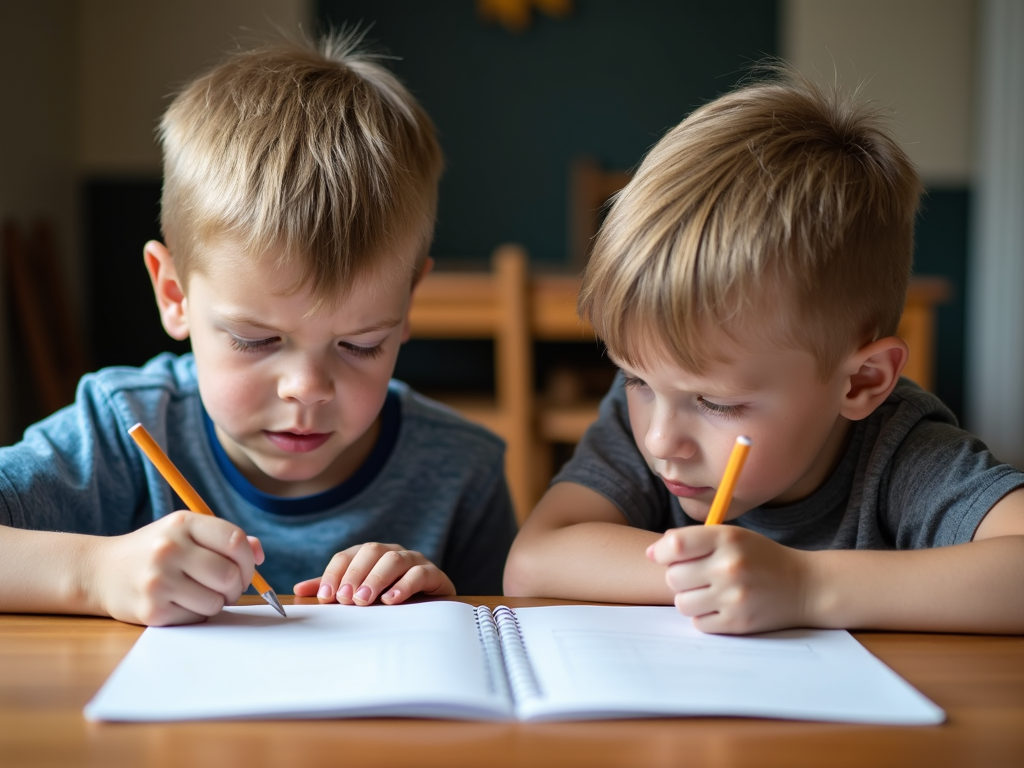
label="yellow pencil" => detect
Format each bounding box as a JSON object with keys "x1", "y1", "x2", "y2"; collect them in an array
[
  {"x1": 127, "y1": 423, "x2": 287, "y2": 618},
  {"x1": 705, "y1": 436, "x2": 752, "y2": 526}
]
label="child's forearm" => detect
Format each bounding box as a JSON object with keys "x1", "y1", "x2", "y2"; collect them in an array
[
  {"x1": 0, "y1": 526, "x2": 104, "y2": 616},
  {"x1": 504, "y1": 521, "x2": 675, "y2": 604},
  {"x1": 805, "y1": 536, "x2": 1024, "y2": 633}
]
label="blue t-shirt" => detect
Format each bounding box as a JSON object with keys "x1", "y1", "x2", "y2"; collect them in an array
[{"x1": 0, "y1": 354, "x2": 517, "y2": 594}]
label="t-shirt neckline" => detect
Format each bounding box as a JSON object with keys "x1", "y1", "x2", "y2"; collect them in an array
[{"x1": 201, "y1": 390, "x2": 402, "y2": 516}]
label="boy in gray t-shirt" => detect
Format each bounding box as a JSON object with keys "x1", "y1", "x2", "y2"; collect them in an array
[
  {"x1": 0, "y1": 36, "x2": 515, "y2": 626},
  {"x1": 504, "y1": 70, "x2": 1024, "y2": 635}
]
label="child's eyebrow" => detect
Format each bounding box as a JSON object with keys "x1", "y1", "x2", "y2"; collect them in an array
[
  {"x1": 606, "y1": 352, "x2": 761, "y2": 397},
  {"x1": 340, "y1": 319, "x2": 404, "y2": 335},
  {"x1": 217, "y1": 311, "x2": 403, "y2": 335},
  {"x1": 216, "y1": 313, "x2": 280, "y2": 331}
]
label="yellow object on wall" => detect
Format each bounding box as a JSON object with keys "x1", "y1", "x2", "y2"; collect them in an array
[{"x1": 476, "y1": 0, "x2": 573, "y2": 32}]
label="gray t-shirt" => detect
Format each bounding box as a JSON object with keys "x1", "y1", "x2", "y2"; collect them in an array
[
  {"x1": 553, "y1": 373, "x2": 1024, "y2": 549},
  {"x1": 0, "y1": 353, "x2": 517, "y2": 594}
]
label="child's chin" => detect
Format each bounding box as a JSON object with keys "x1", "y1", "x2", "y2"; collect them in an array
[
  {"x1": 256, "y1": 460, "x2": 333, "y2": 487},
  {"x1": 674, "y1": 497, "x2": 708, "y2": 522}
]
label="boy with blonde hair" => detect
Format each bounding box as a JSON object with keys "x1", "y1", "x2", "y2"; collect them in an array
[
  {"x1": 0, "y1": 35, "x2": 516, "y2": 626},
  {"x1": 504, "y1": 71, "x2": 1024, "y2": 634}
]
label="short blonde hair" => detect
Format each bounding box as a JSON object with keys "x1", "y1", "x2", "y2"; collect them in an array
[
  {"x1": 579, "y1": 69, "x2": 922, "y2": 379},
  {"x1": 159, "y1": 32, "x2": 443, "y2": 306}
]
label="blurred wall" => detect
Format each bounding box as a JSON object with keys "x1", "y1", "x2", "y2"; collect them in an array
[
  {"x1": 967, "y1": 0, "x2": 1024, "y2": 466},
  {"x1": 0, "y1": 2, "x2": 79, "y2": 443},
  {"x1": 0, "y1": 0, "x2": 312, "y2": 442},
  {"x1": 783, "y1": 0, "x2": 976, "y2": 423},
  {"x1": 318, "y1": 0, "x2": 778, "y2": 265},
  {"x1": 0, "y1": 1, "x2": 1004, "y2": 448},
  {"x1": 783, "y1": 0, "x2": 974, "y2": 185},
  {"x1": 79, "y1": 1, "x2": 313, "y2": 175}
]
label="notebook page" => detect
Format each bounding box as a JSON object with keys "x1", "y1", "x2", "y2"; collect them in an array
[
  {"x1": 511, "y1": 606, "x2": 944, "y2": 724},
  {"x1": 85, "y1": 602, "x2": 511, "y2": 722}
]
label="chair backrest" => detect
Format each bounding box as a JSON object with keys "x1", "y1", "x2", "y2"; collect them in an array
[
  {"x1": 568, "y1": 156, "x2": 631, "y2": 268},
  {"x1": 407, "y1": 245, "x2": 535, "y2": 522},
  {"x1": 2, "y1": 219, "x2": 89, "y2": 417}
]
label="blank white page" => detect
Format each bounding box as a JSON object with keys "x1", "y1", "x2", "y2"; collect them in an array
[
  {"x1": 85, "y1": 603, "x2": 510, "y2": 722},
  {"x1": 511, "y1": 606, "x2": 945, "y2": 725}
]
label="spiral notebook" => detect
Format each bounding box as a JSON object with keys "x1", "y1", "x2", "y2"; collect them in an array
[{"x1": 84, "y1": 602, "x2": 943, "y2": 724}]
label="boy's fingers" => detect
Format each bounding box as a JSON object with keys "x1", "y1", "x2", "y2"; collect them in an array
[
  {"x1": 664, "y1": 561, "x2": 711, "y2": 595},
  {"x1": 648, "y1": 527, "x2": 719, "y2": 565},
  {"x1": 380, "y1": 563, "x2": 456, "y2": 605},
  {"x1": 179, "y1": 514, "x2": 256, "y2": 582},
  {"x1": 672, "y1": 582, "x2": 716, "y2": 619},
  {"x1": 135, "y1": 596, "x2": 207, "y2": 627},
  {"x1": 352, "y1": 549, "x2": 424, "y2": 605},
  {"x1": 164, "y1": 572, "x2": 230, "y2": 619},
  {"x1": 339, "y1": 543, "x2": 402, "y2": 603},
  {"x1": 292, "y1": 577, "x2": 322, "y2": 597},
  {"x1": 177, "y1": 544, "x2": 248, "y2": 602},
  {"x1": 136, "y1": 564, "x2": 227, "y2": 624},
  {"x1": 318, "y1": 547, "x2": 360, "y2": 603},
  {"x1": 691, "y1": 610, "x2": 745, "y2": 636},
  {"x1": 247, "y1": 536, "x2": 265, "y2": 565},
  {"x1": 147, "y1": 606, "x2": 206, "y2": 627}
]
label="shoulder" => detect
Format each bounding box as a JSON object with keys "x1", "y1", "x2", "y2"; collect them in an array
[
  {"x1": 877, "y1": 377, "x2": 958, "y2": 427},
  {"x1": 82, "y1": 352, "x2": 198, "y2": 400},
  {"x1": 67, "y1": 353, "x2": 201, "y2": 436},
  {"x1": 857, "y1": 379, "x2": 1024, "y2": 547},
  {"x1": 389, "y1": 380, "x2": 506, "y2": 461},
  {"x1": 866, "y1": 378, "x2": 978, "y2": 461}
]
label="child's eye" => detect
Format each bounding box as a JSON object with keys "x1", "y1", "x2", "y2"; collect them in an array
[
  {"x1": 229, "y1": 336, "x2": 277, "y2": 354},
  {"x1": 339, "y1": 342, "x2": 385, "y2": 359},
  {"x1": 622, "y1": 374, "x2": 649, "y2": 390},
  {"x1": 696, "y1": 396, "x2": 745, "y2": 418}
]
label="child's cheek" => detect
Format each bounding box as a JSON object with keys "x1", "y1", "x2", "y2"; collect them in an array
[{"x1": 198, "y1": 362, "x2": 269, "y2": 427}]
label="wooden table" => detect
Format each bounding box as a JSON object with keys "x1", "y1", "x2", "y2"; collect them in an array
[{"x1": 3, "y1": 596, "x2": 1022, "y2": 768}]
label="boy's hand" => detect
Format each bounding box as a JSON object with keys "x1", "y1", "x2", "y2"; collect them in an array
[
  {"x1": 91, "y1": 511, "x2": 262, "y2": 626},
  {"x1": 646, "y1": 526, "x2": 811, "y2": 634},
  {"x1": 293, "y1": 543, "x2": 455, "y2": 606}
]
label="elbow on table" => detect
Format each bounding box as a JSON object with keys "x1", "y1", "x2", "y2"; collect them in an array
[{"x1": 502, "y1": 544, "x2": 543, "y2": 597}]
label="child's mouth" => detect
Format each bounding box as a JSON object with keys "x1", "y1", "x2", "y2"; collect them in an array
[
  {"x1": 264, "y1": 431, "x2": 331, "y2": 453},
  {"x1": 659, "y1": 476, "x2": 712, "y2": 498}
]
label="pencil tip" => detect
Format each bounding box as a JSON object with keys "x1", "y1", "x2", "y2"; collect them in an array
[{"x1": 262, "y1": 589, "x2": 288, "y2": 618}]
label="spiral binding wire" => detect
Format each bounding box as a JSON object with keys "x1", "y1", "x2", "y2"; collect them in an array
[
  {"x1": 474, "y1": 605, "x2": 512, "y2": 702},
  {"x1": 492, "y1": 605, "x2": 542, "y2": 702}
]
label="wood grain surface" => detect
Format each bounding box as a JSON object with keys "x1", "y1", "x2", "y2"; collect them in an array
[{"x1": 2, "y1": 596, "x2": 1022, "y2": 768}]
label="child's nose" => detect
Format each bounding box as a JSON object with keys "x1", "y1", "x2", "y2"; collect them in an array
[
  {"x1": 278, "y1": 360, "x2": 334, "y2": 404},
  {"x1": 645, "y1": 411, "x2": 698, "y2": 461}
]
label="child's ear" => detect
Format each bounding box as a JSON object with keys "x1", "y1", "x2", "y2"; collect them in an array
[
  {"x1": 400, "y1": 257, "x2": 434, "y2": 344},
  {"x1": 143, "y1": 240, "x2": 190, "y2": 341},
  {"x1": 839, "y1": 336, "x2": 908, "y2": 420}
]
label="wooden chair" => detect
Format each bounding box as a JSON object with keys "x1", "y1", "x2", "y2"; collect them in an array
[
  {"x1": 568, "y1": 156, "x2": 631, "y2": 268},
  {"x1": 2, "y1": 219, "x2": 89, "y2": 418},
  {"x1": 408, "y1": 245, "x2": 534, "y2": 523},
  {"x1": 897, "y1": 277, "x2": 953, "y2": 392}
]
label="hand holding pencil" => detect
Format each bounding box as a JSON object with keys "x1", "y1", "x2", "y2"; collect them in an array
[
  {"x1": 647, "y1": 436, "x2": 814, "y2": 633},
  {"x1": 128, "y1": 423, "x2": 287, "y2": 618}
]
